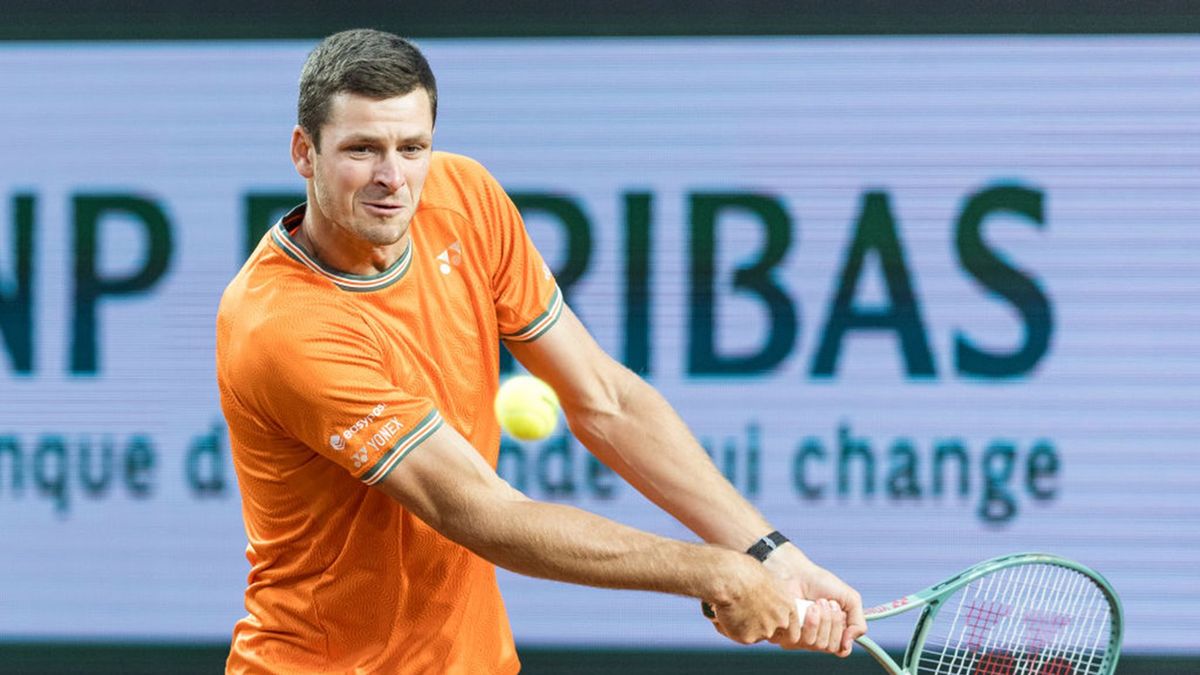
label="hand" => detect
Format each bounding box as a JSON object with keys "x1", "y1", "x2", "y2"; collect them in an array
[
  {"x1": 762, "y1": 543, "x2": 866, "y2": 656},
  {"x1": 767, "y1": 597, "x2": 847, "y2": 653},
  {"x1": 705, "y1": 554, "x2": 797, "y2": 646}
]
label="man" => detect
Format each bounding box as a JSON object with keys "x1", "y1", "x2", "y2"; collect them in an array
[{"x1": 216, "y1": 28, "x2": 865, "y2": 674}]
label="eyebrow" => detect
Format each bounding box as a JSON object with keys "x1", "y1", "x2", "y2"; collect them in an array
[{"x1": 338, "y1": 133, "x2": 432, "y2": 147}]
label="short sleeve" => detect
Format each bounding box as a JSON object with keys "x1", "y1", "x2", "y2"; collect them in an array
[
  {"x1": 243, "y1": 313, "x2": 444, "y2": 486},
  {"x1": 473, "y1": 165, "x2": 563, "y2": 343}
]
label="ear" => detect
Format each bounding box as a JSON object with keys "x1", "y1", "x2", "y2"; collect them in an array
[{"x1": 291, "y1": 125, "x2": 315, "y2": 179}]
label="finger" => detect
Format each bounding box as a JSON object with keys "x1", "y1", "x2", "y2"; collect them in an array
[
  {"x1": 780, "y1": 599, "x2": 812, "y2": 649},
  {"x1": 788, "y1": 600, "x2": 805, "y2": 646},
  {"x1": 829, "y1": 602, "x2": 847, "y2": 655},
  {"x1": 800, "y1": 598, "x2": 820, "y2": 647},
  {"x1": 768, "y1": 623, "x2": 788, "y2": 647},
  {"x1": 815, "y1": 599, "x2": 836, "y2": 652},
  {"x1": 771, "y1": 598, "x2": 805, "y2": 649},
  {"x1": 705, "y1": 603, "x2": 728, "y2": 638},
  {"x1": 713, "y1": 610, "x2": 755, "y2": 645},
  {"x1": 843, "y1": 593, "x2": 867, "y2": 654},
  {"x1": 809, "y1": 600, "x2": 826, "y2": 650}
]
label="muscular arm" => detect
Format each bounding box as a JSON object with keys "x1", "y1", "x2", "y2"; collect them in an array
[
  {"x1": 508, "y1": 306, "x2": 866, "y2": 654},
  {"x1": 506, "y1": 306, "x2": 771, "y2": 551},
  {"x1": 374, "y1": 420, "x2": 794, "y2": 644}
]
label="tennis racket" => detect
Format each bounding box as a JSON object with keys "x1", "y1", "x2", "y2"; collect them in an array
[{"x1": 706, "y1": 552, "x2": 1123, "y2": 674}]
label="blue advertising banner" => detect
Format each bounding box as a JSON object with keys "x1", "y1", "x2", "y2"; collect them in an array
[{"x1": 0, "y1": 37, "x2": 1196, "y2": 652}]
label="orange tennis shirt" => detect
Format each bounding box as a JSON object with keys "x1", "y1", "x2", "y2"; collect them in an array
[{"x1": 216, "y1": 152, "x2": 562, "y2": 674}]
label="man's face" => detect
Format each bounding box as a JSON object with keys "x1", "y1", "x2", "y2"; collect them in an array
[{"x1": 293, "y1": 88, "x2": 434, "y2": 249}]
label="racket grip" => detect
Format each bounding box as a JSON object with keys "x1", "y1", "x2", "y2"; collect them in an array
[{"x1": 700, "y1": 598, "x2": 816, "y2": 620}]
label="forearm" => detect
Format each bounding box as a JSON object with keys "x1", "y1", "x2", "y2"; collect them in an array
[
  {"x1": 379, "y1": 419, "x2": 760, "y2": 605},
  {"x1": 437, "y1": 486, "x2": 746, "y2": 602},
  {"x1": 509, "y1": 308, "x2": 777, "y2": 551},
  {"x1": 564, "y1": 371, "x2": 773, "y2": 551}
]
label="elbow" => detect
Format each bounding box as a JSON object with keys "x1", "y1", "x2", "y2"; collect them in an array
[
  {"x1": 561, "y1": 364, "x2": 636, "y2": 441},
  {"x1": 431, "y1": 482, "x2": 530, "y2": 560}
]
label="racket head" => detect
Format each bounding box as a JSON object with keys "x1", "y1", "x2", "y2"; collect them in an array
[{"x1": 896, "y1": 553, "x2": 1123, "y2": 675}]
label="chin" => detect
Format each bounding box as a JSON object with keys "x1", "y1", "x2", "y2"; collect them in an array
[{"x1": 357, "y1": 223, "x2": 407, "y2": 247}]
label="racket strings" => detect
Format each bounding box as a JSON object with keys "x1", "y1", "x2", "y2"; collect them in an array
[{"x1": 915, "y1": 563, "x2": 1114, "y2": 675}]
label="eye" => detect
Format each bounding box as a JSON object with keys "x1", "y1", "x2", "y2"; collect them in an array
[{"x1": 347, "y1": 145, "x2": 374, "y2": 156}]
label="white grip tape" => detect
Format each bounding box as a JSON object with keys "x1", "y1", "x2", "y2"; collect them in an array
[{"x1": 795, "y1": 599, "x2": 814, "y2": 616}]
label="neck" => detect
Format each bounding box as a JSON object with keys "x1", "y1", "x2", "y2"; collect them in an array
[{"x1": 295, "y1": 206, "x2": 409, "y2": 275}]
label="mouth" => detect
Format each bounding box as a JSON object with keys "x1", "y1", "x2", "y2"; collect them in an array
[{"x1": 362, "y1": 201, "x2": 406, "y2": 217}]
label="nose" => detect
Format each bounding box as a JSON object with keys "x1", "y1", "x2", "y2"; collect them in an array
[{"x1": 374, "y1": 153, "x2": 405, "y2": 192}]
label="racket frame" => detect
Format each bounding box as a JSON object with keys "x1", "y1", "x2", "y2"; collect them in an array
[{"x1": 855, "y1": 552, "x2": 1124, "y2": 675}]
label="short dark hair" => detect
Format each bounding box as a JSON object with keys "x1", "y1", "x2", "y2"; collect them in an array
[{"x1": 298, "y1": 29, "x2": 438, "y2": 148}]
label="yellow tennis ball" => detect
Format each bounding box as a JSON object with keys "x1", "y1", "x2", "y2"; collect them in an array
[{"x1": 494, "y1": 375, "x2": 560, "y2": 441}]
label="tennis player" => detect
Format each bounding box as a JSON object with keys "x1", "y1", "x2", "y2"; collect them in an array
[{"x1": 216, "y1": 28, "x2": 865, "y2": 674}]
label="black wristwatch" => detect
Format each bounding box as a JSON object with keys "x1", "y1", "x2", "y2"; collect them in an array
[{"x1": 745, "y1": 531, "x2": 789, "y2": 563}]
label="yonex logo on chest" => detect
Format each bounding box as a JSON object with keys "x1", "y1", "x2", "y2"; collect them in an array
[{"x1": 436, "y1": 241, "x2": 463, "y2": 275}]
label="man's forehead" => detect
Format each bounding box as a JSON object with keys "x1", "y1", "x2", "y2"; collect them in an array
[{"x1": 325, "y1": 89, "x2": 434, "y2": 131}]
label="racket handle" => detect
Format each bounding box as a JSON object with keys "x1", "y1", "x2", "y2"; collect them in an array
[{"x1": 701, "y1": 598, "x2": 816, "y2": 620}]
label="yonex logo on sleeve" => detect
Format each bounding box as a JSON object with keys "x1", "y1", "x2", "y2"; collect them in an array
[
  {"x1": 349, "y1": 418, "x2": 405, "y2": 469},
  {"x1": 364, "y1": 418, "x2": 404, "y2": 455}
]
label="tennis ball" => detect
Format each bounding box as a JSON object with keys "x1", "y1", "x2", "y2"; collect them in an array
[{"x1": 494, "y1": 375, "x2": 560, "y2": 441}]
